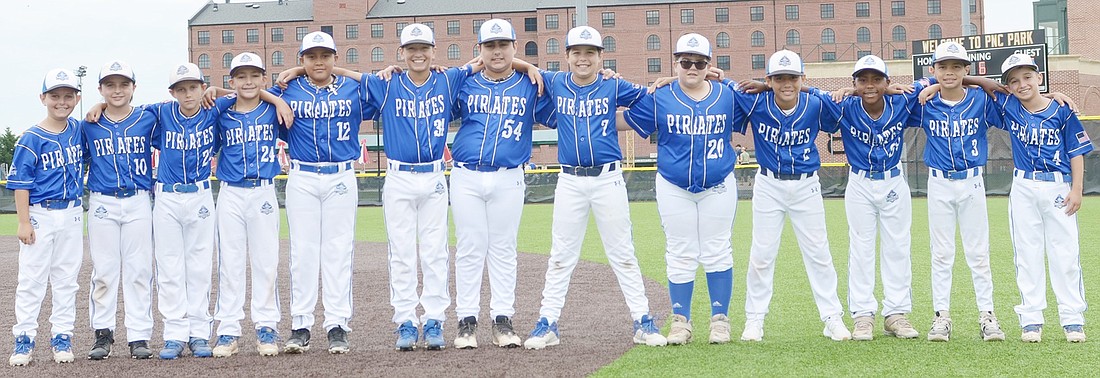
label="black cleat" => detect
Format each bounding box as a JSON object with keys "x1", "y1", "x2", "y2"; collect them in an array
[
  {"x1": 328, "y1": 327, "x2": 349, "y2": 354},
  {"x1": 284, "y1": 328, "x2": 311, "y2": 354},
  {"x1": 128, "y1": 340, "x2": 153, "y2": 360},
  {"x1": 88, "y1": 328, "x2": 113, "y2": 360}
]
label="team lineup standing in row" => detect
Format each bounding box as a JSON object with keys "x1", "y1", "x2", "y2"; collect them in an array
[{"x1": 8, "y1": 17, "x2": 1092, "y2": 366}]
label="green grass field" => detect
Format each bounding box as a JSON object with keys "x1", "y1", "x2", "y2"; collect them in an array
[{"x1": 1, "y1": 197, "x2": 1095, "y2": 375}]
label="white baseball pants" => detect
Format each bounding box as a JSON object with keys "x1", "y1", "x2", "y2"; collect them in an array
[
  {"x1": 927, "y1": 172, "x2": 995, "y2": 313},
  {"x1": 87, "y1": 192, "x2": 154, "y2": 342},
  {"x1": 214, "y1": 183, "x2": 281, "y2": 337},
  {"x1": 845, "y1": 173, "x2": 914, "y2": 318},
  {"x1": 12, "y1": 204, "x2": 83, "y2": 338},
  {"x1": 153, "y1": 188, "x2": 216, "y2": 341},
  {"x1": 1009, "y1": 177, "x2": 1086, "y2": 326},
  {"x1": 451, "y1": 167, "x2": 524, "y2": 320},
  {"x1": 383, "y1": 167, "x2": 450, "y2": 325},
  {"x1": 655, "y1": 172, "x2": 737, "y2": 284},
  {"x1": 745, "y1": 173, "x2": 844, "y2": 321},
  {"x1": 285, "y1": 164, "x2": 357, "y2": 331},
  {"x1": 538, "y1": 168, "x2": 651, "y2": 323}
]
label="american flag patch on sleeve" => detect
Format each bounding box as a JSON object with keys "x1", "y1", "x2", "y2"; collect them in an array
[{"x1": 1078, "y1": 131, "x2": 1091, "y2": 144}]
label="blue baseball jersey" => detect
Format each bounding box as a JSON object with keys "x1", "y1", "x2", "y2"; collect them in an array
[
  {"x1": 908, "y1": 88, "x2": 1002, "y2": 171},
  {"x1": 364, "y1": 67, "x2": 469, "y2": 163},
  {"x1": 270, "y1": 74, "x2": 373, "y2": 163},
  {"x1": 148, "y1": 98, "x2": 234, "y2": 185},
  {"x1": 536, "y1": 72, "x2": 645, "y2": 166},
  {"x1": 815, "y1": 81, "x2": 927, "y2": 172},
  {"x1": 623, "y1": 81, "x2": 745, "y2": 193},
  {"x1": 451, "y1": 71, "x2": 549, "y2": 168},
  {"x1": 992, "y1": 92, "x2": 1094, "y2": 173},
  {"x1": 6, "y1": 118, "x2": 84, "y2": 203},
  {"x1": 82, "y1": 107, "x2": 157, "y2": 192},
  {"x1": 215, "y1": 100, "x2": 282, "y2": 182},
  {"x1": 734, "y1": 85, "x2": 839, "y2": 175}
]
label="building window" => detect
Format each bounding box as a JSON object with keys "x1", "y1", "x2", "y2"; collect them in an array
[
  {"x1": 646, "y1": 10, "x2": 659, "y2": 25},
  {"x1": 927, "y1": 0, "x2": 941, "y2": 15},
  {"x1": 271, "y1": 51, "x2": 284, "y2": 66},
  {"x1": 371, "y1": 47, "x2": 383, "y2": 62},
  {"x1": 547, "y1": 61, "x2": 561, "y2": 71},
  {"x1": 473, "y1": 45, "x2": 480, "y2": 58},
  {"x1": 346, "y1": 25, "x2": 359, "y2": 39},
  {"x1": 422, "y1": 21, "x2": 435, "y2": 33},
  {"x1": 893, "y1": 49, "x2": 907, "y2": 59},
  {"x1": 822, "y1": 51, "x2": 837, "y2": 61},
  {"x1": 271, "y1": 74, "x2": 279, "y2": 83},
  {"x1": 822, "y1": 28, "x2": 835, "y2": 44},
  {"x1": 603, "y1": 36, "x2": 616, "y2": 52},
  {"x1": 296, "y1": 27, "x2": 307, "y2": 41},
  {"x1": 371, "y1": 23, "x2": 383, "y2": 38},
  {"x1": 716, "y1": 7, "x2": 729, "y2": 23},
  {"x1": 786, "y1": 29, "x2": 800, "y2": 46},
  {"x1": 571, "y1": 14, "x2": 577, "y2": 27},
  {"x1": 751, "y1": 6, "x2": 764, "y2": 21},
  {"x1": 646, "y1": 35, "x2": 660, "y2": 51},
  {"x1": 271, "y1": 28, "x2": 284, "y2": 42},
  {"x1": 751, "y1": 31, "x2": 765, "y2": 47},
  {"x1": 338, "y1": 48, "x2": 353, "y2": 64},
  {"x1": 547, "y1": 38, "x2": 560, "y2": 54},
  {"x1": 447, "y1": 44, "x2": 460, "y2": 60},
  {"x1": 473, "y1": 19, "x2": 484, "y2": 34},
  {"x1": 821, "y1": 4, "x2": 834, "y2": 19},
  {"x1": 525, "y1": 41, "x2": 538, "y2": 56},
  {"x1": 222, "y1": 30, "x2": 234, "y2": 44},
  {"x1": 197, "y1": 54, "x2": 210, "y2": 69},
  {"x1": 602, "y1": 12, "x2": 615, "y2": 27},
  {"x1": 892, "y1": 26, "x2": 907, "y2": 42},
  {"x1": 321, "y1": 25, "x2": 333, "y2": 36},
  {"x1": 197, "y1": 30, "x2": 210, "y2": 45},
  {"x1": 525, "y1": 17, "x2": 537, "y2": 32},
  {"x1": 715, "y1": 32, "x2": 730, "y2": 48},
  {"x1": 857, "y1": 27, "x2": 871, "y2": 43},
  {"x1": 203, "y1": 75, "x2": 211, "y2": 84},
  {"x1": 223, "y1": 75, "x2": 231, "y2": 88},
  {"x1": 785, "y1": 5, "x2": 799, "y2": 20},
  {"x1": 447, "y1": 20, "x2": 460, "y2": 35},
  {"x1": 647, "y1": 58, "x2": 661, "y2": 73},
  {"x1": 928, "y1": 24, "x2": 942, "y2": 39},
  {"x1": 891, "y1": 1, "x2": 906, "y2": 16},
  {"x1": 546, "y1": 14, "x2": 559, "y2": 30},
  {"x1": 681, "y1": 9, "x2": 694, "y2": 24},
  {"x1": 716, "y1": 55, "x2": 730, "y2": 70},
  {"x1": 751, "y1": 54, "x2": 765, "y2": 70},
  {"x1": 970, "y1": 0, "x2": 977, "y2": 13},
  {"x1": 246, "y1": 29, "x2": 259, "y2": 43},
  {"x1": 858, "y1": 50, "x2": 871, "y2": 58},
  {"x1": 968, "y1": 23, "x2": 978, "y2": 35},
  {"x1": 221, "y1": 53, "x2": 232, "y2": 68},
  {"x1": 603, "y1": 59, "x2": 617, "y2": 72},
  {"x1": 856, "y1": 2, "x2": 871, "y2": 17}
]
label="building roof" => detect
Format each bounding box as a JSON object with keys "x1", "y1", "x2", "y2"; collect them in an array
[
  {"x1": 189, "y1": 0, "x2": 314, "y2": 26},
  {"x1": 366, "y1": 0, "x2": 729, "y2": 18}
]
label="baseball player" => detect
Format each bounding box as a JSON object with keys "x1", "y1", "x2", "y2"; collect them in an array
[
  {"x1": 450, "y1": 19, "x2": 550, "y2": 349},
  {"x1": 910, "y1": 41, "x2": 1005, "y2": 342},
  {"x1": 7, "y1": 69, "x2": 85, "y2": 366},
  {"x1": 995, "y1": 54, "x2": 1092, "y2": 343},
  {"x1": 621, "y1": 33, "x2": 744, "y2": 345},
  {"x1": 737, "y1": 50, "x2": 851, "y2": 342},
  {"x1": 270, "y1": 31, "x2": 373, "y2": 354},
  {"x1": 813, "y1": 55, "x2": 926, "y2": 341},
  {"x1": 208, "y1": 52, "x2": 284, "y2": 357},
  {"x1": 523, "y1": 25, "x2": 666, "y2": 349},
  {"x1": 82, "y1": 60, "x2": 157, "y2": 360}
]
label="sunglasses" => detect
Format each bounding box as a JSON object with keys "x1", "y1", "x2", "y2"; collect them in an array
[{"x1": 678, "y1": 60, "x2": 709, "y2": 70}]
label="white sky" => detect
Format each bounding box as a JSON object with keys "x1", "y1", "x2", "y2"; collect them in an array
[{"x1": 0, "y1": 0, "x2": 1037, "y2": 133}]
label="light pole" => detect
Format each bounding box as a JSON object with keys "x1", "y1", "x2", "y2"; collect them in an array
[{"x1": 74, "y1": 65, "x2": 87, "y2": 117}]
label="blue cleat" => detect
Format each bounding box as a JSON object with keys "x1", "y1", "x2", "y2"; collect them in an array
[
  {"x1": 189, "y1": 338, "x2": 213, "y2": 358},
  {"x1": 634, "y1": 314, "x2": 668, "y2": 346},
  {"x1": 423, "y1": 319, "x2": 445, "y2": 350},
  {"x1": 9, "y1": 334, "x2": 34, "y2": 366},
  {"x1": 395, "y1": 321, "x2": 418, "y2": 351},
  {"x1": 159, "y1": 340, "x2": 185, "y2": 360},
  {"x1": 523, "y1": 317, "x2": 560, "y2": 350}
]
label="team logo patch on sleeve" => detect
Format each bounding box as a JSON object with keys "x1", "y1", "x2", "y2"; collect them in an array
[
  {"x1": 94, "y1": 205, "x2": 108, "y2": 219},
  {"x1": 1078, "y1": 131, "x2": 1091, "y2": 144},
  {"x1": 261, "y1": 201, "x2": 274, "y2": 215},
  {"x1": 198, "y1": 206, "x2": 211, "y2": 219}
]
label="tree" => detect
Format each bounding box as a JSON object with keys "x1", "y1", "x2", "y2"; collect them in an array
[{"x1": 0, "y1": 127, "x2": 18, "y2": 168}]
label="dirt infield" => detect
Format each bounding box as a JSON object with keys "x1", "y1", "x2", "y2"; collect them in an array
[{"x1": 0, "y1": 236, "x2": 669, "y2": 377}]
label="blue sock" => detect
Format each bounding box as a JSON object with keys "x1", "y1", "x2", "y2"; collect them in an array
[
  {"x1": 668, "y1": 280, "x2": 694, "y2": 320},
  {"x1": 706, "y1": 269, "x2": 733, "y2": 316}
]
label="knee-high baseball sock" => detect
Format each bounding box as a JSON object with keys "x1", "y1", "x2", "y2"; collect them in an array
[
  {"x1": 669, "y1": 280, "x2": 694, "y2": 320},
  {"x1": 706, "y1": 269, "x2": 733, "y2": 316}
]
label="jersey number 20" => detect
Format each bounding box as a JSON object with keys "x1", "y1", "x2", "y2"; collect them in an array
[{"x1": 706, "y1": 138, "x2": 724, "y2": 159}]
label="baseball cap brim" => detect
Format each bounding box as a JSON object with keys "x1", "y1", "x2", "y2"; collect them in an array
[
  {"x1": 230, "y1": 65, "x2": 266, "y2": 76},
  {"x1": 43, "y1": 84, "x2": 80, "y2": 93},
  {"x1": 1001, "y1": 64, "x2": 1039, "y2": 83},
  {"x1": 480, "y1": 36, "x2": 515, "y2": 44},
  {"x1": 767, "y1": 69, "x2": 803, "y2": 77},
  {"x1": 933, "y1": 56, "x2": 970, "y2": 64},
  {"x1": 98, "y1": 73, "x2": 135, "y2": 83},
  {"x1": 852, "y1": 68, "x2": 888, "y2": 78},
  {"x1": 400, "y1": 39, "x2": 434, "y2": 47},
  {"x1": 567, "y1": 42, "x2": 602, "y2": 50}
]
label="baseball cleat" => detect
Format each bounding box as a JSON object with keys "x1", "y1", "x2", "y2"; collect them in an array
[
  {"x1": 284, "y1": 328, "x2": 311, "y2": 354},
  {"x1": 666, "y1": 314, "x2": 693, "y2": 345},
  {"x1": 823, "y1": 316, "x2": 851, "y2": 341},
  {"x1": 256, "y1": 327, "x2": 279, "y2": 356},
  {"x1": 9, "y1": 334, "x2": 34, "y2": 366},
  {"x1": 633, "y1": 315, "x2": 667, "y2": 346},
  {"x1": 709, "y1": 314, "x2": 731, "y2": 344},
  {"x1": 979, "y1": 311, "x2": 1005, "y2": 341},
  {"x1": 188, "y1": 338, "x2": 213, "y2": 358},
  {"x1": 454, "y1": 316, "x2": 478, "y2": 349},
  {"x1": 491, "y1": 316, "x2": 521, "y2": 348},
  {"x1": 1021, "y1": 324, "x2": 1042, "y2": 343},
  {"x1": 852, "y1": 316, "x2": 874, "y2": 341},
  {"x1": 212, "y1": 335, "x2": 239, "y2": 357},
  {"x1": 740, "y1": 319, "x2": 764, "y2": 342},
  {"x1": 523, "y1": 317, "x2": 560, "y2": 350},
  {"x1": 88, "y1": 328, "x2": 113, "y2": 360},
  {"x1": 395, "y1": 321, "x2": 418, "y2": 351},
  {"x1": 128, "y1": 340, "x2": 153, "y2": 359},
  {"x1": 1063, "y1": 325, "x2": 1085, "y2": 343},
  {"x1": 159, "y1": 340, "x2": 185, "y2": 360},
  {"x1": 327, "y1": 326, "x2": 349, "y2": 354},
  {"x1": 927, "y1": 311, "x2": 952, "y2": 342},
  {"x1": 51, "y1": 334, "x2": 75, "y2": 363},
  {"x1": 884, "y1": 314, "x2": 919, "y2": 339},
  {"x1": 422, "y1": 319, "x2": 446, "y2": 350}
]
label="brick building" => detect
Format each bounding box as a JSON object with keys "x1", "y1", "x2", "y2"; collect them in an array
[{"x1": 188, "y1": 0, "x2": 985, "y2": 168}]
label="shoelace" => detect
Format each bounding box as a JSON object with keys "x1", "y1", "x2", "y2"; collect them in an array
[
  {"x1": 51, "y1": 336, "x2": 71, "y2": 351},
  {"x1": 217, "y1": 335, "x2": 237, "y2": 346},
  {"x1": 981, "y1": 315, "x2": 1002, "y2": 332},
  {"x1": 458, "y1": 321, "x2": 475, "y2": 336},
  {"x1": 496, "y1": 319, "x2": 515, "y2": 335},
  {"x1": 891, "y1": 317, "x2": 914, "y2": 330},
  {"x1": 1064, "y1": 325, "x2": 1083, "y2": 333},
  {"x1": 13, "y1": 338, "x2": 33, "y2": 354},
  {"x1": 257, "y1": 329, "x2": 278, "y2": 344},
  {"x1": 1023, "y1": 324, "x2": 1042, "y2": 332},
  {"x1": 397, "y1": 324, "x2": 417, "y2": 338},
  {"x1": 93, "y1": 334, "x2": 112, "y2": 349},
  {"x1": 855, "y1": 320, "x2": 873, "y2": 332},
  {"x1": 165, "y1": 340, "x2": 184, "y2": 350},
  {"x1": 423, "y1": 324, "x2": 443, "y2": 339},
  {"x1": 531, "y1": 320, "x2": 551, "y2": 336},
  {"x1": 190, "y1": 339, "x2": 209, "y2": 349},
  {"x1": 638, "y1": 318, "x2": 660, "y2": 334},
  {"x1": 931, "y1": 318, "x2": 950, "y2": 332}
]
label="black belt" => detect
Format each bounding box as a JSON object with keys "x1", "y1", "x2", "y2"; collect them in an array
[
  {"x1": 95, "y1": 189, "x2": 140, "y2": 198},
  {"x1": 224, "y1": 178, "x2": 274, "y2": 188},
  {"x1": 561, "y1": 162, "x2": 619, "y2": 177},
  {"x1": 761, "y1": 169, "x2": 815, "y2": 181}
]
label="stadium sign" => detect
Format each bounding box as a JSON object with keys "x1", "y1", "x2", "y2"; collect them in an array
[{"x1": 912, "y1": 29, "x2": 1049, "y2": 92}]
